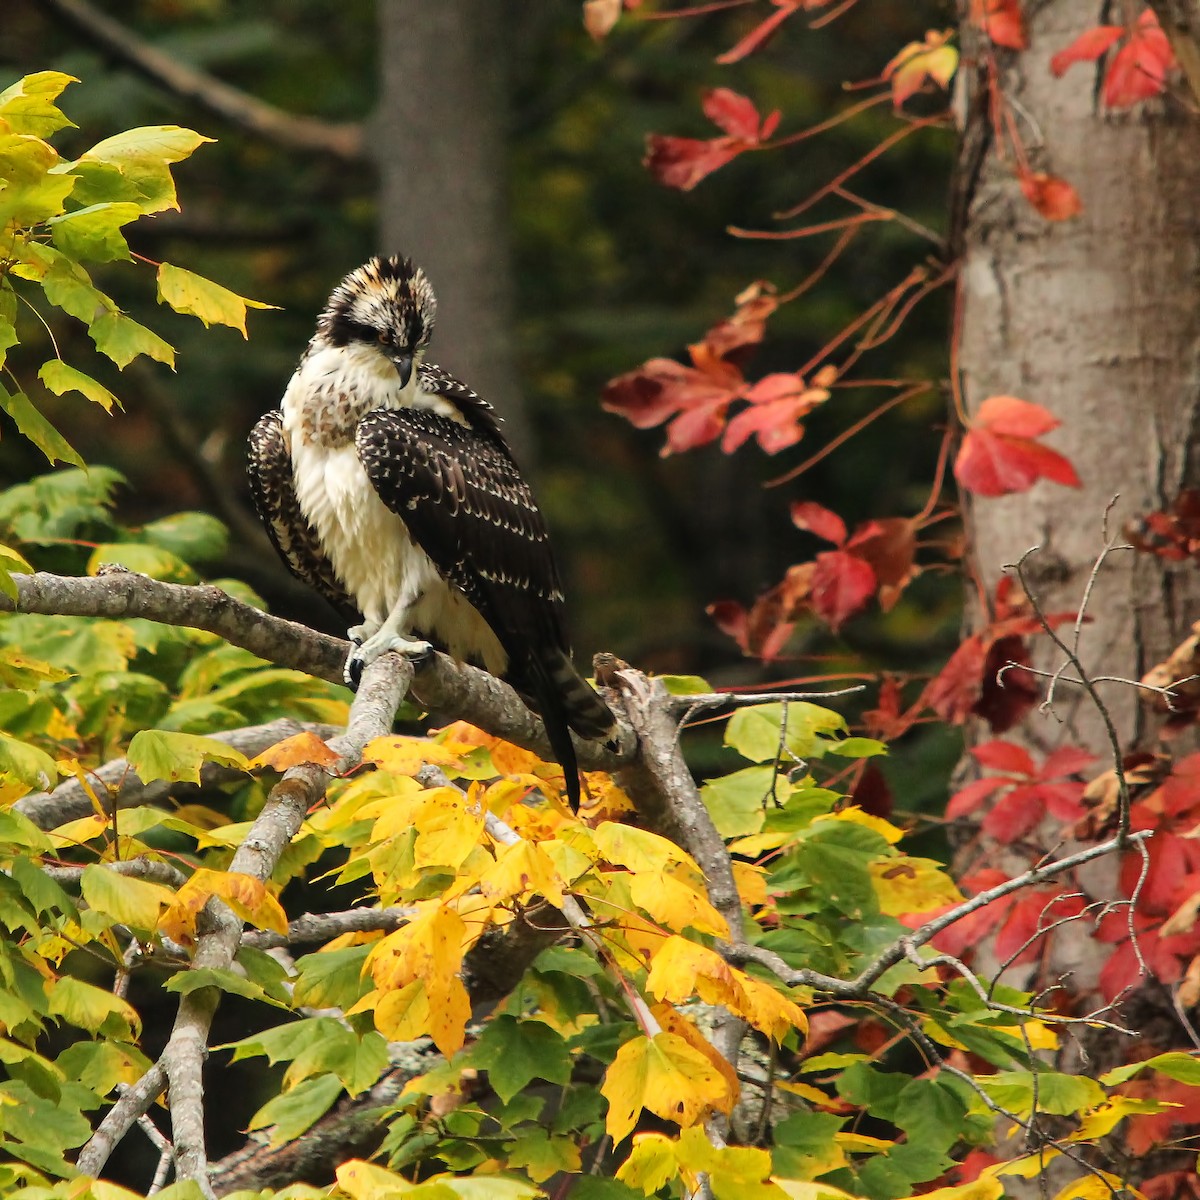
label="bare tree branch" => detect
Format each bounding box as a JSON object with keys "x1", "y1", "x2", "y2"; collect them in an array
[
  {"x1": 38, "y1": 0, "x2": 364, "y2": 160},
  {"x1": 5, "y1": 571, "x2": 635, "y2": 775}
]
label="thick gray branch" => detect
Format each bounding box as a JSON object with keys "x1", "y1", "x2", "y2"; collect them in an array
[
  {"x1": 39, "y1": 0, "x2": 364, "y2": 160},
  {"x1": 5, "y1": 572, "x2": 635, "y2": 774}
]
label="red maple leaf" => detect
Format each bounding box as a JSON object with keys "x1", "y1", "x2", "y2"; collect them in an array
[
  {"x1": 644, "y1": 87, "x2": 781, "y2": 190},
  {"x1": 790, "y1": 500, "x2": 848, "y2": 546},
  {"x1": 717, "y1": 1, "x2": 803, "y2": 65},
  {"x1": 1051, "y1": 12, "x2": 1175, "y2": 109},
  {"x1": 1105, "y1": 11, "x2": 1174, "y2": 105},
  {"x1": 954, "y1": 395, "x2": 1081, "y2": 497}
]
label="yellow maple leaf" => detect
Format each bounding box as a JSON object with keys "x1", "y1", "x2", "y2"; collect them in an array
[
  {"x1": 595, "y1": 821, "x2": 700, "y2": 876},
  {"x1": 630, "y1": 871, "x2": 729, "y2": 938},
  {"x1": 581, "y1": 773, "x2": 635, "y2": 819},
  {"x1": 478, "y1": 839, "x2": 564, "y2": 906},
  {"x1": 412, "y1": 787, "x2": 484, "y2": 871},
  {"x1": 732, "y1": 971, "x2": 808, "y2": 1042},
  {"x1": 616, "y1": 1132, "x2": 678, "y2": 1193},
  {"x1": 870, "y1": 856, "x2": 963, "y2": 916},
  {"x1": 822, "y1": 806, "x2": 903, "y2": 844},
  {"x1": 373, "y1": 979, "x2": 428, "y2": 1041},
  {"x1": 427, "y1": 974, "x2": 471, "y2": 1057},
  {"x1": 651, "y1": 1004, "x2": 738, "y2": 1111},
  {"x1": 732, "y1": 861, "x2": 769, "y2": 908},
  {"x1": 646, "y1": 936, "x2": 740, "y2": 1007},
  {"x1": 367, "y1": 902, "x2": 467, "y2": 993},
  {"x1": 362, "y1": 734, "x2": 462, "y2": 776},
  {"x1": 1072, "y1": 1096, "x2": 1177, "y2": 1141},
  {"x1": 600, "y1": 1031, "x2": 731, "y2": 1145}
]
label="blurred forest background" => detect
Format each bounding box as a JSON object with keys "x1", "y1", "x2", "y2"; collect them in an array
[{"x1": 2, "y1": 0, "x2": 954, "y2": 740}]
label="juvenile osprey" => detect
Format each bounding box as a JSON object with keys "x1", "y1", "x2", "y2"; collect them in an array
[{"x1": 248, "y1": 255, "x2": 615, "y2": 809}]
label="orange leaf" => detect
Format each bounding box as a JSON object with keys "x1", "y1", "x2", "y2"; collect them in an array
[
  {"x1": 1018, "y1": 171, "x2": 1082, "y2": 221},
  {"x1": 248, "y1": 731, "x2": 339, "y2": 772},
  {"x1": 1104, "y1": 14, "x2": 1174, "y2": 107}
]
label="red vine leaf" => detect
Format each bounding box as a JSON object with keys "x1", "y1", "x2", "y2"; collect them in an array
[
  {"x1": 644, "y1": 87, "x2": 780, "y2": 190},
  {"x1": 954, "y1": 395, "x2": 1081, "y2": 497},
  {"x1": 810, "y1": 549, "x2": 877, "y2": 630},
  {"x1": 972, "y1": 0, "x2": 1027, "y2": 49},
  {"x1": 1050, "y1": 25, "x2": 1125, "y2": 75},
  {"x1": 790, "y1": 500, "x2": 848, "y2": 546}
]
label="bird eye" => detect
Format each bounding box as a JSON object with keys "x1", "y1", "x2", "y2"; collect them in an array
[{"x1": 378, "y1": 330, "x2": 393, "y2": 346}]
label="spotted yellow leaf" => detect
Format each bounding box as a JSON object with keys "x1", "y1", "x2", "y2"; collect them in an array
[{"x1": 600, "y1": 1031, "x2": 731, "y2": 1145}]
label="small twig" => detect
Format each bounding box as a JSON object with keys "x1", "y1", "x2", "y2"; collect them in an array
[
  {"x1": 240, "y1": 906, "x2": 416, "y2": 950},
  {"x1": 1009, "y1": 541, "x2": 1133, "y2": 839}
]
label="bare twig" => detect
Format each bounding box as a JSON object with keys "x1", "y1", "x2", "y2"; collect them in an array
[
  {"x1": 240, "y1": 906, "x2": 416, "y2": 950},
  {"x1": 39, "y1": 0, "x2": 364, "y2": 160},
  {"x1": 1008, "y1": 540, "x2": 1133, "y2": 839}
]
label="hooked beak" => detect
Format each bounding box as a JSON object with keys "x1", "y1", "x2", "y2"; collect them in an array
[{"x1": 391, "y1": 351, "x2": 413, "y2": 388}]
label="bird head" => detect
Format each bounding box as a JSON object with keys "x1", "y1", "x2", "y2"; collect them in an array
[{"x1": 317, "y1": 256, "x2": 437, "y2": 387}]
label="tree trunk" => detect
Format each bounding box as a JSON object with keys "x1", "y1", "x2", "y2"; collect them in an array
[
  {"x1": 955, "y1": 2, "x2": 1200, "y2": 1181},
  {"x1": 373, "y1": 0, "x2": 532, "y2": 462},
  {"x1": 958, "y1": 3, "x2": 1200, "y2": 760}
]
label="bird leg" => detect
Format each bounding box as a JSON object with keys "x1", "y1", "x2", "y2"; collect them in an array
[{"x1": 343, "y1": 605, "x2": 433, "y2": 688}]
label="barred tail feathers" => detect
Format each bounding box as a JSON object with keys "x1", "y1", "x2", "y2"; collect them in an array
[{"x1": 523, "y1": 650, "x2": 616, "y2": 811}]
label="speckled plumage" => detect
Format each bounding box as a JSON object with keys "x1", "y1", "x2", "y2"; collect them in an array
[{"x1": 247, "y1": 255, "x2": 614, "y2": 807}]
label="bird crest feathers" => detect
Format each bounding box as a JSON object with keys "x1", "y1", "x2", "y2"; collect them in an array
[{"x1": 318, "y1": 255, "x2": 437, "y2": 351}]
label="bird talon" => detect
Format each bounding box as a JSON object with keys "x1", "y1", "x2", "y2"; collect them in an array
[{"x1": 343, "y1": 652, "x2": 365, "y2": 690}]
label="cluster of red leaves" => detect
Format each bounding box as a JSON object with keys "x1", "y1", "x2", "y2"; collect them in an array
[
  {"x1": 644, "y1": 87, "x2": 780, "y2": 191},
  {"x1": 954, "y1": 396, "x2": 1081, "y2": 498},
  {"x1": 708, "y1": 502, "x2": 918, "y2": 656},
  {"x1": 1095, "y1": 753, "x2": 1200, "y2": 1001},
  {"x1": 910, "y1": 865, "x2": 1086, "y2": 968},
  {"x1": 947, "y1": 740, "x2": 1092, "y2": 841},
  {"x1": 1051, "y1": 10, "x2": 1175, "y2": 108},
  {"x1": 602, "y1": 294, "x2": 831, "y2": 457},
  {"x1": 920, "y1": 577, "x2": 1078, "y2": 733}
]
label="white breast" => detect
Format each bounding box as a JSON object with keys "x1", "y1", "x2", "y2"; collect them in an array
[{"x1": 279, "y1": 348, "x2": 507, "y2": 674}]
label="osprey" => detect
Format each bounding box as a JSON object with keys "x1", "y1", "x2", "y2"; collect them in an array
[{"x1": 248, "y1": 255, "x2": 615, "y2": 809}]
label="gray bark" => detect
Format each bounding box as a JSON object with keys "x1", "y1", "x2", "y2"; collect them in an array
[
  {"x1": 958, "y1": 0, "x2": 1200, "y2": 759},
  {"x1": 373, "y1": 0, "x2": 532, "y2": 462},
  {"x1": 955, "y1": 2, "x2": 1200, "y2": 1183}
]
